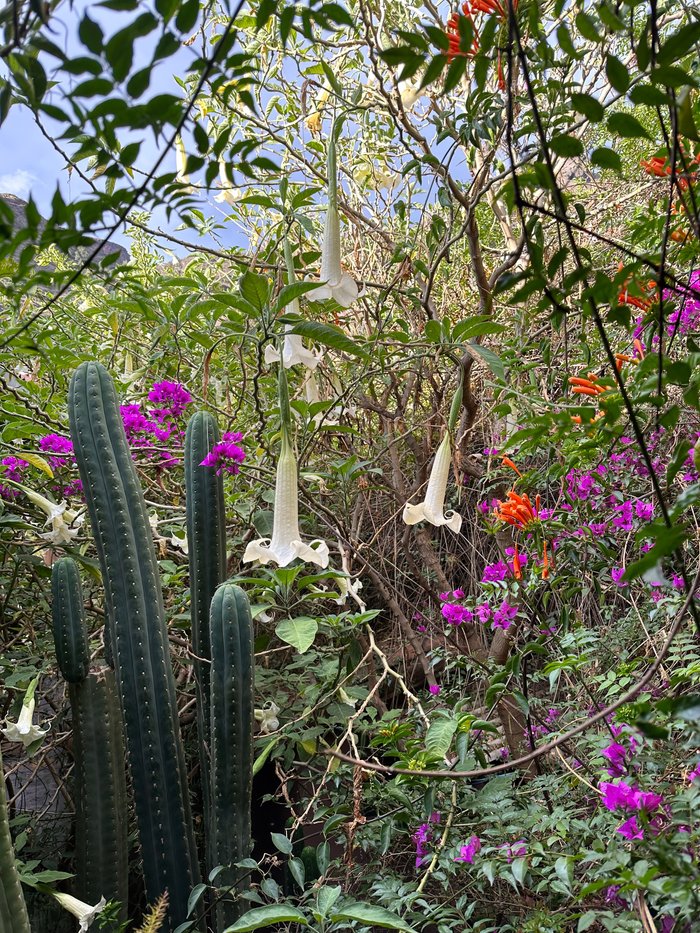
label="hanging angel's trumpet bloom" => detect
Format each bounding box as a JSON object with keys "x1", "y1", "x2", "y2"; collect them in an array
[
  {"x1": 20, "y1": 486, "x2": 84, "y2": 545},
  {"x1": 174, "y1": 136, "x2": 193, "y2": 192},
  {"x1": 214, "y1": 159, "x2": 241, "y2": 206},
  {"x1": 305, "y1": 128, "x2": 358, "y2": 308},
  {"x1": 243, "y1": 431, "x2": 329, "y2": 568},
  {"x1": 264, "y1": 333, "x2": 321, "y2": 370},
  {"x1": 403, "y1": 433, "x2": 462, "y2": 533},
  {"x1": 52, "y1": 893, "x2": 107, "y2": 932},
  {"x1": 2, "y1": 678, "x2": 49, "y2": 748}
]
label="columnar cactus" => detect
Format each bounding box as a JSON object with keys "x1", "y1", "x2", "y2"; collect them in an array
[
  {"x1": 184, "y1": 411, "x2": 226, "y2": 841},
  {"x1": 0, "y1": 744, "x2": 31, "y2": 933},
  {"x1": 68, "y1": 361, "x2": 199, "y2": 927},
  {"x1": 209, "y1": 582, "x2": 254, "y2": 931},
  {"x1": 52, "y1": 557, "x2": 128, "y2": 922}
]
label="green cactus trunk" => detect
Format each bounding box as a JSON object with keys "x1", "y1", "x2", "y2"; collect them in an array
[
  {"x1": 209, "y1": 583, "x2": 254, "y2": 931},
  {"x1": 69, "y1": 671, "x2": 129, "y2": 921},
  {"x1": 68, "y1": 361, "x2": 199, "y2": 927},
  {"x1": 52, "y1": 558, "x2": 128, "y2": 921},
  {"x1": 0, "y1": 745, "x2": 31, "y2": 933},
  {"x1": 51, "y1": 558, "x2": 90, "y2": 684},
  {"x1": 184, "y1": 411, "x2": 226, "y2": 849}
]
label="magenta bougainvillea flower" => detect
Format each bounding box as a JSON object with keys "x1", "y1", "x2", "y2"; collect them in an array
[
  {"x1": 499, "y1": 840, "x2": 527, "y2": 862},
  {"x1": 454, "y1": 836, "x2": 481, "y2": 864},
  {"x1": 200, "y1": 432, "x2": 246, "y2": 475},
  {"x1": 148, "y1": 380, "x2": 193, "y2": 421}
]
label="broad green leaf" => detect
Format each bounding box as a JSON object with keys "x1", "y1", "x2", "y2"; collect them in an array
[
  {"x1": 467, "y1": 342, "x2": 505, "y2": 381},
  {"x1": 275, "y1": 616, "x2": 318, "y2": 653},
  {"x1": 223, "y1": 905, "x2": 308, "y2": 932},
  {"x1": 425, "y1": 715, "x2": 458, "y2": 757},
  {"x1": 607, "y1": 112, "x2": 651, "y2": 139},
  {"x1": 549, "y1": 134, "x2": 584, "y2": 157},
  {"x1": 331, "y1": 902, "x2": 418, "y2": 932},
  {"x1": 252, "y1": 738, "x2": 279, "y2": 777},
  {"x1": 605, "y1": 54, "x2": 629, "y2": 93},
  {"x1": 270, "y1": 832, "x2": 293, "y2": 855},
  {"x1": 316, "y1": 884, "x2": 341, "y2": 918},
  {"x1": 286, "y1": 319, "x2": 367, "y2": 359},
  {"x1": 591, "y1": 147, "x2": 622, "y2": 172}
]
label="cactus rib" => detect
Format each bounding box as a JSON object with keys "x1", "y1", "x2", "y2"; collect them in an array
[
  {"x1": 52, "y1": 557, "x2": 90, "y2": 684},
  {"x1": 68, "y1": 361, "x2": 199, "y2": 926}
]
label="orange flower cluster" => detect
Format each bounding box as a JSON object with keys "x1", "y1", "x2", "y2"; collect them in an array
[
  {"x1": 494, "y1": 489, "x2": 539, "y2": 530},
  {"x1": 641, "y1": 153, "x2": 700, "y2": 191},
  {"x1": 569, "y1": 373, "x2": 606, "y2": 398},
  {"x1": 446, "y1": 11, "x2": 479, "y2": 63}
]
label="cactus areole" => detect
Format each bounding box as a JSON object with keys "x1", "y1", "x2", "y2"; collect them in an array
[{"x1": 68, "y1": 361, "x2": 199, "y2": 926}]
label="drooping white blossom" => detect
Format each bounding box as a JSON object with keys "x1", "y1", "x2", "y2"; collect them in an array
[
  {"x1": 243, "y1": 430, "x2": 329, "y2": 569},
  {"x1": 403, "y1": 433, "x2": 462, "y2": 533},
  {"x1": 264, "y1": 332, "x2": 321, "y2": 370},
  {"x1": 305, "y1": 128, "x2": 358, "y2": 308},
  {"x1": 52, "y1": 893, "x2": 107, "y2": 932},
  {"x1": 2, "y1": 679, "x2": 48, "y2": 748},
  {"x1": 21, "y1": 487, "x2": 84, "y2": 545},
  {"x1": 214, "y1": 159, "x2": 241, "y2": 206}
]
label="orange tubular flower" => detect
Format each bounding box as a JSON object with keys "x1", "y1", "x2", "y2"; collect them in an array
[
  {"x1": 495, "y1": 490, "x2": 536, "y2": 530},
  {"x1": 542, "y1": 540, "x2": 549, "y2": 579},
  {"x1": 569, "y1": 375, "x2": 607, "y2": 397},
  {"x1": 512, "y1": 543, "x2": 522, "y2": 580},
  {"x1": 633, "y1": 338, "x2": 645, "y2": 360},
  {"x1": 446, "y1": 12, "x2": 479, "y2": 62},
  {"x1": 502, "y1": 456, "x2": 522, "y2": 477}
]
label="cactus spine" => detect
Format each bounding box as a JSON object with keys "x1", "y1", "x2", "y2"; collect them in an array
[
  {"x1": 0, "y1": 744, "x2": 31, "y2": 933},
  {"x1": 209, "y1": 583, "x2": 254, "y2": 931},
  {"x1": 51, "y1": 557, "x2": 128, "y2": 922},
  {"x1": 184, "y1": 411, "x2": 226, "y2": 842},
  {"x1": 68, "y1": 361, "x2": 199, "y2": 927}
]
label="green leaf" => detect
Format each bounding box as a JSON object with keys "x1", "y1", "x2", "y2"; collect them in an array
[
  {"x1": 607, "y1": 112, "x2": 651, "y2": 139},
  {"x1": 606, "y1": 54, "x2": 629, "y2": 93},
  {"x1": 425, "y1": 715, "x2": 458, "y2": 757},
  {"x1": 239, "y1": 271, "x2": 270, "y2": 311},
  {"x1": 271, "y1": 281, "x2": 321, "y2": 313},
  {"x1": 591, "y1": 147, "x2": 622, "y2": 172},
  {"x1": 78, "y1": 15, "x2": 104, "y2": 53},
  {"x1": 275, "y1": 616, "x2": 318, "y2": 654},
  {"x1": 253, "y1": 738, "x2": 279, "y2": 777},
  {"x1": 270, "y1": 832, "x2": 293, "y2": 855},
  {"x1": 223, "y1": 905, "x2": 308, "y2": 932},
  {"x1": 331, "y1": 902, "x2": 418, "y2": 932},
  {"x1": 467, "y1": 342, "x2": 505, "y2": 381},
  {"x1": 287, "y1": 319, "x2": 367, "y2": 359},
  {"x1": 657, "y1": 22, "x2": 700, "y2": 65},
  {"x1": 578, "y1": 911, "x2": 598, "y2": 932},
  {"x1": 289, "y1": 857, "x2": 305, "y2": 890},
  {"x1": 549, "y1": 134, "x2": 584, "y2": 157},
  {"x1": 571, "y1": 92, "x2": 604, "y2": 122},
  {"x1": 316, "y1": 884, "x2": 341, "y2": 918}
]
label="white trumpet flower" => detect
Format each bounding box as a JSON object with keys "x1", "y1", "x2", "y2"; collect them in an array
[
  {"x1": 21, "y1": 487, "x2": 83, "y2": 545},
  {"x1": 264, "y1": 332, "x2": 321, "y2": 370},
  {"x1": 243, "y1": 432, "x2": 329, "y2": 568},
  {"x1": 305, "y1": 129, "x2": 358, "y2": 308},
  {"x1": 310, "y1": 200, "x2": 358, "y2": 308},
  {"x1": 52, "y1": 893, "x2": 106, "y2": 932},
  {"x1": 254, "y1": 702, "x2": 281, "y2": 734},
  {"x1": 2, "y1": 681, "x2": 48, "y2": 749},
  {"x1": 403, "y1": 433, "x2": 462, "y2": 534},
  {"x1": 174, "y1": 136, "x2": 193, "y2": 190},
  {"x1": 214, "y1": 159, "x2": 241, "y2": 206}
]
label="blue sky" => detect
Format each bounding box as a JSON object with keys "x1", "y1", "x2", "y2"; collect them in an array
[{"x1": 0, "y1": 1, "x2": 242, "y2": 257}]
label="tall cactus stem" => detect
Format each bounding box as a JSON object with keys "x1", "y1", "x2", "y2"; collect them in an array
[
  {"x1": 70, "y1": 670, "x2": 129, "y2": 920},
  {"x1": 209, "y1": 583, "x2": 254, "y2": 931},
  {"x1": 0, "y1": 744, "x2": 31, "y2": 933},
  {"x1": 68, "y1": 361, "x2": 199, "y2": 927},
  {"x1": 184, "y1": 411, "x2": 226, "y2": 847},
  {"x1": 52, "y1": 557, "x2": 90, "y2": 684},
  {"x1": 52, "y1": 557, "x2": 128, "y2": 920}
]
